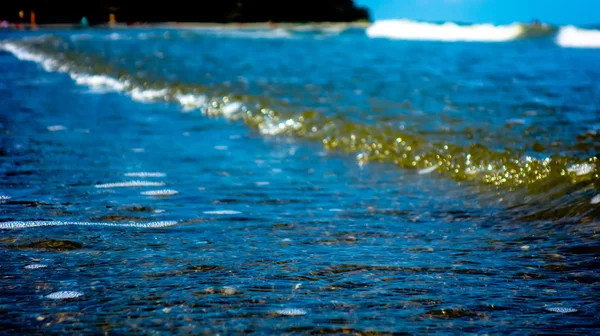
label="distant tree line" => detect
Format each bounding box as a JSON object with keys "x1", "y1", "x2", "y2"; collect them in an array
[{"x1": 1, "y1": 0, "x2": 370, "y2": 24}]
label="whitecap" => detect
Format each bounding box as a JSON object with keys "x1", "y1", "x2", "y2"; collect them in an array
[
  {"x1": 591, "y1": 194, "x2": 600, "y2": 205},
  {"x1": 222, "y1": 101, "x2": 242, "y2": 117},
  {"x1": 70, "y1": 73, "x2": 128, "y2": 92},
  {"x1": 556, "y1": 26, "x2": 600, "y2": 48},
  {"x1": 214, "y1": 145, "x2": 228, "y2": 151},
  {"x1": 203, "y1": 210, "x2": 242, "y2": 215},
  {"x1": 176, "y1": 94, "x2": 207, "y2": 112},
  {"x1": 45, "y1": 291, "x2": 84, "y2": 299},
  {"x1": 141, "y1": 189, "x2": 179, "y2": 196},
  {"x1": 95, "y1": 181, "x2": 165, "y2": 188},
  {"x1": 130, "y1": 88, "x2": 168, "y2": 102},
  {"x1": 367, "y1": 20, "x2": 523, "y2": 42}
]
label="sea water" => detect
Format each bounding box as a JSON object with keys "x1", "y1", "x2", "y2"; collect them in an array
[{"x1": 0, "y1": 23, "x2": 599, "y2": 334}]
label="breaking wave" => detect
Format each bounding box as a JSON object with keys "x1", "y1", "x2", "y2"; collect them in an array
[
  {"x1": 1, "y1": 35, "x2": 599, "y2": 219},
  {"x1": 556, "y1": 26, "x2": 600, "y2": 48},
  {"x1": 366, "y1": 19, "x2": 556, "y2": 42}
]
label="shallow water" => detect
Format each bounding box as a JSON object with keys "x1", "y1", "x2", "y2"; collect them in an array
[{"x1": 0, "y1": 28, "x2": 599, "y2": 334}]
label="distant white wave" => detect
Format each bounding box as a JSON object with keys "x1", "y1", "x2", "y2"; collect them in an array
[
  {"x1": 366, "y1": 19, "x2": 524, "y2": 42},
  {"x1": 204, "y1": 28, "x2": 294, "y2": 39},
  {"x1": 556, "y1": 26, "x2": 600, "y2": 48}
]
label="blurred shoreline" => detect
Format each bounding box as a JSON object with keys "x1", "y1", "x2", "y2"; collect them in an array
[{"x1": 1, "y1": 21, "x2": 372, "y2": 30}]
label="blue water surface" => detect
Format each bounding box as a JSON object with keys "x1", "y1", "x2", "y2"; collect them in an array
[{"x1": 0, "y1": 28, "x2": 599, "y2": 334}]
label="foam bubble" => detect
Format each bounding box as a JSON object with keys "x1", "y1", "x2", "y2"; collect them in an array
[
  {"x1": 566, "y1": 163, "x2": 595, "y2": 176},
  {"x1": 0, "y1": 220, "x2": 178, "y2": 229},
  {"x1": 45, "y1": 291, "x2": 84, "y2": 299},
  {"x1": 203, "y1": 210, "x2": 242, "y2": 215},
  {"x1": 274, "y1": 308, "x2": 307, "y2": 316},
  {"x1": 222, "y1": 102, "x2": 242, "y2": 117},
  {"x1": 124, "y1": 172, "x2": 166, "y2": 178},
  {"x1": 141, "y1": 189, "x2": 179, "y2": 196},
  {"x1": 24, "y1": 264, "x2": 47, "y2": 269},
  {"x1": 176, "y1": 94, "x2": 207, "y2": 112},
  {"x1": 95, "y1": 181, "x2": 165, "y2": 188},
  {"x1": 130, "y1": 88, "x2": 168, "y2": 102},
  {"x1": 47, "y1": 125, "x2": 66, "y2": 132},
  {"x1": 70, "y1": 73, "x2": 129, "y2": 92},
  {"x1": 545, "y1": 307, "x2": 577, "y2": 313}
]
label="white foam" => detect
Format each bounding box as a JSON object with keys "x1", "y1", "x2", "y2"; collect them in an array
[
  {"x1": 1, "y1": 43, "x2": 58, "y2": 71},
  {"x1": 274, "y1": 308, "x2": 307, "y2": 316},
  {"x1": 566, "y1": 163, "x2": 595, "y2": 176},
  {"x1": 45, "y1": 291, "x2": 84, "y2": 299},
  {"x1": 0, "y1": 220, "x2": 178, "y2": 229},
  {"x1": 95, "y1": 181, "x2": 165, "y2": 188},
  {"x1": 124, "y1": 172, "x2": 166, "y2": 178},
  {"x1": 591, "y1": 194, "x2": 600, "y2": 205},
  {"x1": 367, "y1": 20, "x2": 523, "y2": 42},
  {"x1": 130, "y1": 88, "x2": 168, "y2": 102},
  {"x1": 203, "y1": 210, "x2": 242, "y2": 215},
  {"x1": 557, "y1": 26, "x2": 600, "y2": 48},
  {"x1": 24, "y1": 264, "x2": 48, "y2": 269},
  {"x1": 222, "y1": 101, "x2": 242, "y2": 117},
  {"x1": 545, "y1": 307, "x2": 577, "y2": 313},
  {"x1": 1, "y1": 42, "x2": 131, "y2": 97},
  {"x1": 0, "y1": 195, "x2": 12, "y2": 201},
  {"x1": 47, "y1": 125, "x2": 67, "y2": 132},
  {"x1": 176, "y1": 94, "x2": 207, "y2": 111},
  {"x1": 70, "y1": 73, "x2": 129, "y2": 92},
  {"x1": 141, "y1": 189, "x2": 179, "y2": 196}
]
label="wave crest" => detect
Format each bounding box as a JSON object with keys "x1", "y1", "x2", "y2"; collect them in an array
[
  {"x1": 556, "y1": 26, "x2": 600, "y2": 48},
  {"x1": 366, "y1": 20, "x2": 525, "y2": 42}
]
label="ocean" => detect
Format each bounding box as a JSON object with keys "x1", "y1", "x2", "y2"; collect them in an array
[{"x1": 0, "y1": 20, "x2": 599, "y2": 334}]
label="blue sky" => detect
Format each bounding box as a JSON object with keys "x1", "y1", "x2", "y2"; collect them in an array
[{"x1": 356, "y1": 0, "x2": 598, "y2": 25}]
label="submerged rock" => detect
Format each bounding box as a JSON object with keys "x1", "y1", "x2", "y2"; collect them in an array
[{"x1": 8, "y1": 240, "x2": 83, "y2": 251}]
